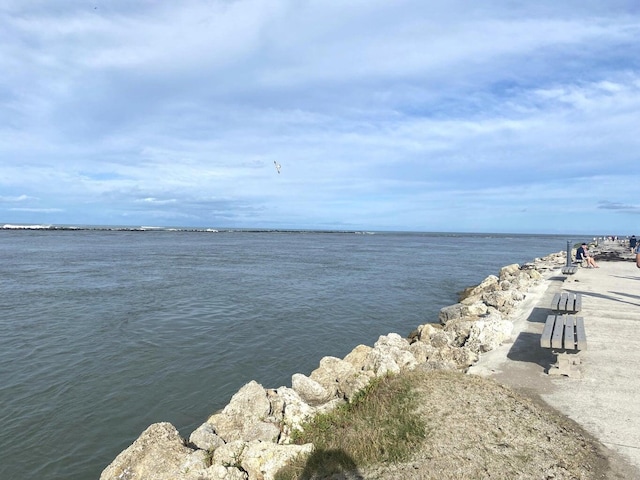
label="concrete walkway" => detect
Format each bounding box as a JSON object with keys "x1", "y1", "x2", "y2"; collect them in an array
[{"x1": 469, "y1": 243, "x2": 640, "y2": 476}]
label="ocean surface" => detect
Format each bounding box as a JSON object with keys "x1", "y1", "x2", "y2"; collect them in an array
[{"x1": 0, "y1": 229, "x2": 578, "y2": 479}]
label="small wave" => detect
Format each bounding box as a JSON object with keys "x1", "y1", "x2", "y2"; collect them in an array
[{"x1": 2, "y1": 224, "x2": 52, "y2": 229}]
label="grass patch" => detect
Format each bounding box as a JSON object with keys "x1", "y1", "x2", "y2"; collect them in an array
[{"x1": 275, "y1": 372, "x2": 426, "y2": 480}]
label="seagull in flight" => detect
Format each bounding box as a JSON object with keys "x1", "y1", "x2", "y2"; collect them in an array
[{"x1": 273, "y1": 161, "x2": 281, "y2": 174}]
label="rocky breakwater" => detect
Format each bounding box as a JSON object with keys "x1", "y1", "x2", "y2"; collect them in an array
[{"x1": 100, "y1": 251, "x2": 565, "y2": 480}]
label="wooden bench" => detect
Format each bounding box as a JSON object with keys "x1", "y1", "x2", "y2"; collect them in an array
[
  {"x1": 540, "y1": 314, "x2": 587, "y2": 377},
  {"x1": 551, "y1": 292, "x2": 582, "y2": 314}
]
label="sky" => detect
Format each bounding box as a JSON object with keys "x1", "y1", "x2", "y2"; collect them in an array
[{"x1": 1, "y1": 0, "x2": 640, "y2": 234}]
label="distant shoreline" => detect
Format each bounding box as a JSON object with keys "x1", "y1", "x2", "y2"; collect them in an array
[
  {"x1": 0, "y1": 224, "x2": 373, "y2": 234},
  {"x1": 1, "y1": 224, "x2": 598, "y2": 238}
]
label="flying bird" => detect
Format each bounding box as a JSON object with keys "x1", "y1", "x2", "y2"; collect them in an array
[{"x1": 273, "y1": 161, "x2": 281, "y2": 174}]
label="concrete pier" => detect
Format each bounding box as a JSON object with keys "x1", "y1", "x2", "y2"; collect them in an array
[{"x1": 470, "y1": 241, "x2": 640, "y2": 475}]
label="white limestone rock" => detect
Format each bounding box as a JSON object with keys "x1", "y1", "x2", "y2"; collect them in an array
[
  {"x1": 189, "y1": 423, "x2": 225, "y2": 451},
  {"x1": 443, "y1": 319, "x2": 474, "y2": 347},
  {"x1": 207, "y1": 381, "x2": 280, "y2": 443},
  {"x1": 310, "y1": 356, "x2": 359, "y2": 398},
  {"x1": 374, "y1": 332, "x2": 410, "y2": 349},
  {"x1": 212, "y1": 440, "x2": 313, "y2": 480},
  {"x1": 241, "y1": 440, "x2": 314, "y2": 480},
  {"x1": 343, "y1": 344, "x2": 373, "y2": 371},
  {"x1": 465, "y1": 317, "x2": 514, "y2": 353},
  {"x1": 291, "y1": 373, "x2": 333, "y2": 406},
  {"x1": 467, "y1": 275, "x2": 500, "y2": 297},
  {"x1": 408, "y1": 323, "x2": 442, "y2": 344},
  {"x1": 366, "y1": 347, "x2": 401, "y2": 376},
  {"x1": 99, "y1": 422, "x2": 202, "y2": 480},
  {"x1": 459, "y1": 300, "x2": 489, "y2": 317},
  {"x1": 438, "y1": 303, "x2": 465, "y2": 324},
  {"x1": 408, "y1": 340, "x2": 436, "y2": 363},
  {"x1": 428, "y1": 330, "x2": 453, "y2": 349},
  {"x1": 268, "y1": 386, "x2": 316, "y2": 442},
  {"x1": 482, "y1": 290, "x2": 516, "y2": 313},
  {"x1": 528, "y1": 268, "x2": 543, "y2": 281},
  {"x1": 371, "y1": 333, "x2": 418, "y2": 372},
  {"x1": 203, "y1": 464, "x2": 248, "y2": 480},
  {"x1": 211, "y1": 441, "x2": 248, "y2": 472},
  {"x1": 499, "y1": 263, "x2": 520, "y2": 280},
  {"x1": 426, "y1": 345, "x2": 478, "y2": 370}
]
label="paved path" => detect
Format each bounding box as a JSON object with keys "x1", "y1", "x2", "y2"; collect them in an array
[{"x1": 469, "y1": 243, "x2": 640, "y2": 476}]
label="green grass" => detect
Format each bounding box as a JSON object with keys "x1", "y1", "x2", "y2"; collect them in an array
[{"x1": 274, "y1": 372, "x2": 427, "y2": 480}]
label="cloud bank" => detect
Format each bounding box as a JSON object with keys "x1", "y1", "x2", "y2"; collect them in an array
[{"x1": 1, "y1": 0, "x2": 639, "y2": 233}]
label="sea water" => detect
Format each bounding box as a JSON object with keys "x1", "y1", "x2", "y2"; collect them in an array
[{"x1": 0, "y1": 229, "x2": 576, "y2": 479}]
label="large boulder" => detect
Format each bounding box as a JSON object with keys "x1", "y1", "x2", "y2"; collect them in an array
[
  {"x1": 242, "y1": 441, "x2": 314, "y2": 480},
  {"x1": 309, "y1": 356, "x2": 363, "y2": 399},
  {"x1": 291, "y1": 373, "x2": 333, "y2": 406},
  {"x1": 268, "y1": 386, "x2": 316, "y2": 443},
  {"x1": 213, "y1": 440, "x2": 314, "y2": 480},
  {"x1": 428, "y1": 330, "x2": 453, "y2": 349},
  {"x1": 202, "y1": 464, "x2": 248, "y2": 480},
  {"x1": 343, "y1": 344, "x2": 373, "y2": 371},
  {"x1": 207, "y1": 381, "x2": 280, "y2": 443},
  {"x1": 443, "y1": 319, "x2": 475, "y2": 347},
  {"x1": 458, "y1": 299, "x2": 489, "y2": 317},
  {"x1": 100, "y1": 422, "x2": 201, "y2": 480},
  {"x1": 465, "y1": 317, "x2": 514, "y2": 353},
  {"x1": 408, "y1": 323, "x2": 442, "y2": 343},
  {"x1": 367, "y1": 333, "x2": 418, "y2": 376},
  {"x1": 528, "y1": 268, "x2": 543, "y2": 281},
  {"x1": 499, "y1": 263, "x2": 520, "y2": 280},
  {"x1": 482, "y1": 289, "x2": 522, "y2": 313},
  {"x1": 438, "y1": 303, "x2": 465, "y2": 324},
  {"x1": 189, "y1": 423, "x2": 225, "y2": 451},
  {"x1": 408, "y1": 340, "x2": 436, "y2": 363},
  {"x1": 466, "y1": 275, "x2": 500, "y2": 298}
]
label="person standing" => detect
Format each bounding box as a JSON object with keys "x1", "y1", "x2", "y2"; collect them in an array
[{"x1": 630, "y1": 235, "x2": 637, "y2": 254}]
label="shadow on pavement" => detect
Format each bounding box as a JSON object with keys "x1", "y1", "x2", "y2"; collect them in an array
[{"x1": 506, "y1": 331, "x2": 556, "y2": 372}]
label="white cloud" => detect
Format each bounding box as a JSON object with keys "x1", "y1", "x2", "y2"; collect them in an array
[{"x1": 0, "y1": 1, "x2": 639, "y2": 232}]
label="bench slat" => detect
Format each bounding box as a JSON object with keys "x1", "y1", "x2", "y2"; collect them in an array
[
  {"x1": 557, "y1": 293, "x2": 567, "y2": 312},
  {"x1": 576, "y1": 317, "x2": 587, "y2": 350},
  {"x1": 563, "y1": 315, "x2": 576, "y2": 349},
  {"x1": 551, "y1": 293, "x2": 561, "y2": 311},
  {"x1": 541, "y1": 315, "x2": 556, "y2": 348},
  {"x1": 551, "y1": 315, "x2": 565, "y2": 349}
]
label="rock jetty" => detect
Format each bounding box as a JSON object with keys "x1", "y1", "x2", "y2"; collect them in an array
[{"x1": 100, "y1": 251, "x2": 566, "y2": 480}]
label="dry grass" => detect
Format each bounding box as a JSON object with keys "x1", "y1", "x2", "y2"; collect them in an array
[
  {"x1": 275, "y1": 373, "x2": 426, "y2": 479},
  {"x1": 275, "y1": 369, "x2": 615, "y2": 480}
]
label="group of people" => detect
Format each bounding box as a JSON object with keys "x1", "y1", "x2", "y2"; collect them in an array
[{"x1": 576, "y1": 237, "x2": 640, "y2": 269}]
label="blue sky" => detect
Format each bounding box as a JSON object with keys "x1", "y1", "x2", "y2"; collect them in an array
[{"x1": 1, "y1": 1, "x2": 639, "y2": 233}]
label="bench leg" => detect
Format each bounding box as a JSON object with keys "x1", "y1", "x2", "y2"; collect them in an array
[{"x1": 548, "y1": 352, "x2": 582, "y2": 378}]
